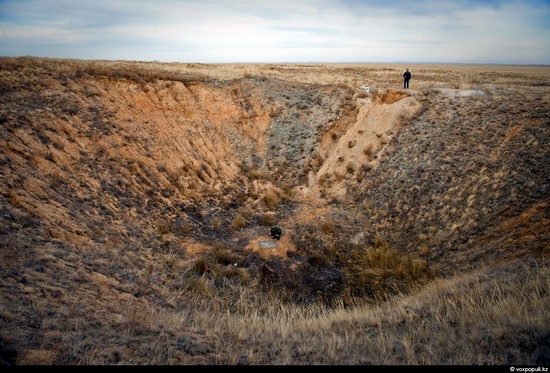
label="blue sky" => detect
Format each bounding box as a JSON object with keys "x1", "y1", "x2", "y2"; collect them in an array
[{"x1": 0, "y1": 0, "x2": 549, "y2": 64}]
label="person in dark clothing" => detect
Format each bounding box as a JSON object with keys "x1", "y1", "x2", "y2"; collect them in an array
[
  {"x1": 270, "y1": 226, "x2": 282, "y2": 240},
  {"x1": 403, "y1": 68, "x2": 411, "y2": 89}
]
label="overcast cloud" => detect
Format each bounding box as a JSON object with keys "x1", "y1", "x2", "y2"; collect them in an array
[{"x1": 0, "y1": 0, "x2": 549, "y2": 64}]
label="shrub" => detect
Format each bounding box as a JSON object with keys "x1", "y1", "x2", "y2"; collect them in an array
[
  {"x1": 280, "y1": 184, "x2": 293, "y2": 203},
  {"x1": 220, "y1": 265, "x2": 249, "y2": 284},
  {"x1": 363, "y1": 144, "x2": 373, "y2": 157},
  {"x1": 321, "y1": 220, "x2": 336, "y2": 234},
  {"x1": 213, "y1": 246, "x2": 235, "y2": 265},
  {"x1": 231, "y1": 214, "x2": 247, "y2": 229},
  {"x1": 248, "y1": 169, "x2": 264, "y2": 180},
  {"x1": 261, "y1": 213, "x2": 276, "y2": 226},
  {"x1": 236, "y1": 206, "x2": 252, "y2": 219},
  {"x1": 262, "y1": 190, "x2": 280, "y2": 210}
]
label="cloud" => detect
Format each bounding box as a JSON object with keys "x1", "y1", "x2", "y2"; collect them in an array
[{"x1": 0, "y1": 0, "x2": 548, "y2": 63}]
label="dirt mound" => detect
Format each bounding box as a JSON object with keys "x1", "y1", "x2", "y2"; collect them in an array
[
  {"x1": 372, "y1": 89, "x2": 410, "y2": 104},
  {"x1": 313, "y1": 88, "x2": 422, "y2": 200}
]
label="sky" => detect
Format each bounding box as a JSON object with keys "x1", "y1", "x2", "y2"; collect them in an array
[{"x1": 0, "y1": 0, "x2": 549, "y2": 64}]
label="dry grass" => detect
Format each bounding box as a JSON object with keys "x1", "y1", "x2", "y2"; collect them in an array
[{"x1": 0, "y1": 56, "x2": 549, "y2": 365}]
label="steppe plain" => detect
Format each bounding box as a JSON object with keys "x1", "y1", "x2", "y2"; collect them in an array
[{"x1": 0, "y1": 57, "x2": 549, "y2": 364}]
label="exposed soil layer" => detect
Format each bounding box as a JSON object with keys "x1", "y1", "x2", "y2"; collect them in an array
[{"x1": 0, "y1": 58, "x2": 549, "y2": 364}]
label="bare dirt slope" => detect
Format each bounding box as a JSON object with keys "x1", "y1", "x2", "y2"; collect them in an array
[
  {"x1": 0, "y1": 60, "x2": 423, "y2": 260},
  {"x1": 0, "y1": 58, "x2": 549, "y2": 364}
]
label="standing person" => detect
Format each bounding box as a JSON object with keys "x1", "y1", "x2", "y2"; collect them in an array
[{"x1": 403, "y1": 68, "x2": 411, "y2": 89}]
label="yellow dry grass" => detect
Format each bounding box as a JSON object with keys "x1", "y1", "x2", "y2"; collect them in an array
[{"x1": 0, "y1": 56, "x2": 549, "y2": 365}]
